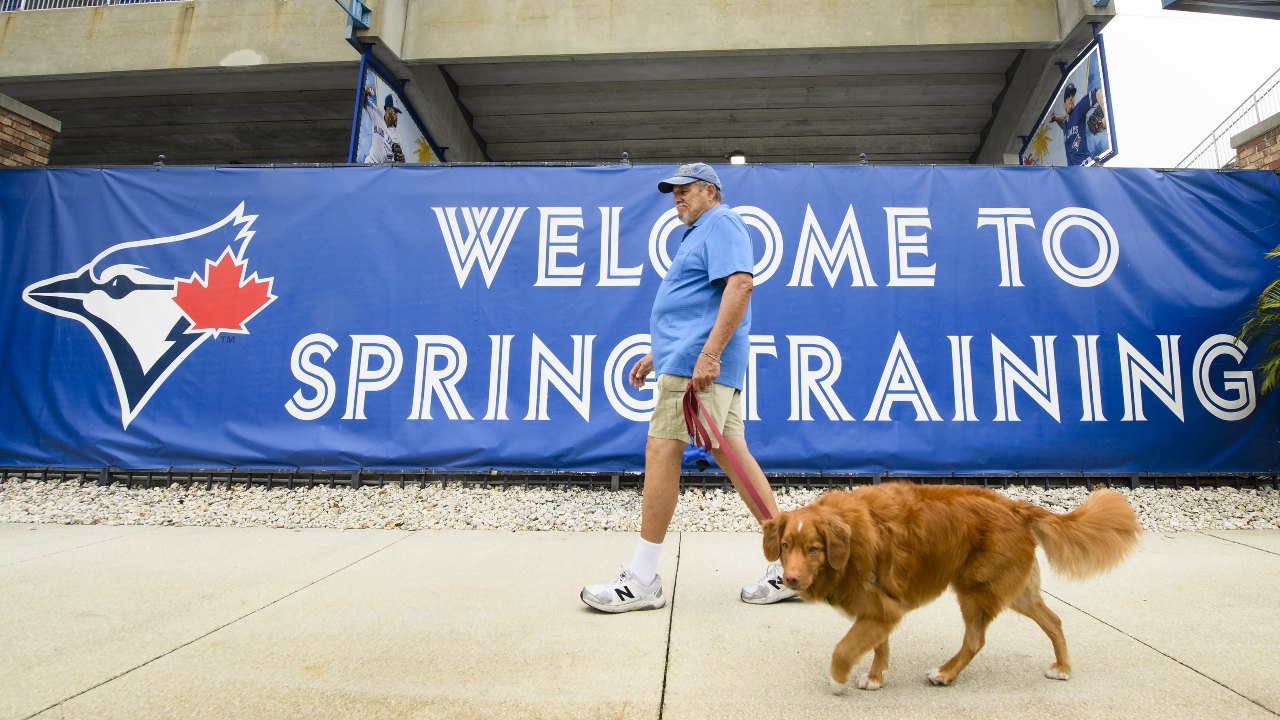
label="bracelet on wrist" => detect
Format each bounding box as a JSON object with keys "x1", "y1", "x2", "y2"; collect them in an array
[{"x1": 701, "y1": 350, "x2": 721, "y2": 363}]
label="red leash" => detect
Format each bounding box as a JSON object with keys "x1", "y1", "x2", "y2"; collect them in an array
[{"x1": 682, "y1": 381, "x2": 773, "y2": 521}]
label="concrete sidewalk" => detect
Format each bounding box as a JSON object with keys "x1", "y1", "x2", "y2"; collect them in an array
[{"x1": 2, "y1": 524, "x2": 1277, "y2": 719}]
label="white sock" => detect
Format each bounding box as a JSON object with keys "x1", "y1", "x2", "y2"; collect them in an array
[{"x1": 628, "y1": 538, "x2": 663, "y2": 586}]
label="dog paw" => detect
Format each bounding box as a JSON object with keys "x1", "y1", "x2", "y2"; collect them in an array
[
  {"x1": 1044, "y1": 665, "x2": 1071, "y2": 681},
  {"x1": 829, "y1": 676, "x2": 848, "y2": 695},
  {"x1": 926, "y1": 669, "x2": 954, "y2": 686},
  {"x1": 855, "y1": 673, "x2": 883, "y2": 691}
]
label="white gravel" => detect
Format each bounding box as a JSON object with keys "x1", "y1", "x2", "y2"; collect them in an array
[{"x1": 1, "y1": 476, "x2": 1277, "y2": 533}]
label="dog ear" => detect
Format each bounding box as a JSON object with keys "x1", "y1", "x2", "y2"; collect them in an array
[
  {"x1": 823, "y1": 515, "x2": 852, "y2": 571},
  {"x1": 762, "y1": 513, "x2": 787, "y2": 562}
]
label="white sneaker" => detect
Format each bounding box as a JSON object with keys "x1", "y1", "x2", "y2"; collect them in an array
[
  {"x1": 581, "y1": 566, "x2": 666, "y2": 613},
  {"x1": 740, "y1": 559, "x2": 798, "y2": 604}
]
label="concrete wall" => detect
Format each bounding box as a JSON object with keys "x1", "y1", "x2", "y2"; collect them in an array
[
  {"x1": 0, "y1": 0, "x2": 352, "y2": 78},
  {"x1": 391, "y1": 0, "x2": 1069, "y2": 62},
  {"x1": 1, "y1": 0, "x2": 1113, "y2": 74}
]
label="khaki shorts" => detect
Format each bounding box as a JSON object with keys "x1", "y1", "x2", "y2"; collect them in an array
[{"x1": 648, "y1": 374, "x2": 744, "y2": 448}]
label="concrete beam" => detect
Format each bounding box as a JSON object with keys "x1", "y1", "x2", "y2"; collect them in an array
[
  {"x1": 397, "y1": 0, "x2": 1068, "y2": 62},
  {"x1": 0, "y1": 64, "x2": 358, "y2": 102},
  {"x1": 476, "y1": 109, "x2": 990, "y2": 144},
  {"x1": 1056, "y1": 0, "x2": 1115, "y2": 47},
  {"x1": 461, "y1": 74, "x2": 1005, "y2": 116},
  {"x1": 0, "y1": 0, "x2": 355, "y2": 80},
  {"x1": 971, "y1": 49, "x2": 1052, "y2": 164},
  {"x1": 53, "y1": 118, "x2": 350, "y2": 154},
  {"x1": 488, "y1": 134, "x2": 980, "y2": 162},
  {"x1": 443, "y1": 50, "x2": 1018, "y2": 85},
  {"x1": 31, "y1": 90, "x2": 351, "y2": 128},
  {"x1": 402, "y1": 63, "x2": 488, "y2": 162}
]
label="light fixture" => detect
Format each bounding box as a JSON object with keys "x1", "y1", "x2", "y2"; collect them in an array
[{"x1": 729, "y1": 151, "x2": 746, "y2": 165}]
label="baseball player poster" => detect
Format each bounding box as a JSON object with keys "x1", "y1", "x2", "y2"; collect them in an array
[
  {"x1": 1020, "y1": 35, "x2": 1118, "y2": 167},
  {"x1": 355, "y1": 70, "x2": 438, "y2": 165}
]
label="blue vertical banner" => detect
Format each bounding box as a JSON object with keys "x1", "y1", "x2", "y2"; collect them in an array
[
  {"x1": 353, "y1": 59, "x2": 444, "y2": 164},
  {"x1": 1021, "y1": 35, "x2": 1118, "y2": 167},
  {"x1": 1, "y1": 165, "x2": 1278, "y2": 472}
]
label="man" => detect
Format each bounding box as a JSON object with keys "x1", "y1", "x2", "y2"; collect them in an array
[
  {"x1": 361, "y1": 86, "x2": 406, "y2": 164},
  {"x1": 1049, "y1": 82, "x2": 1106, "y2": 167},
  {"x1": 382, "y1": 94, "x2": 406, "y2": 163},
  {"x1": 581, "y1": 163, "x2": 795, "y2": 612}
]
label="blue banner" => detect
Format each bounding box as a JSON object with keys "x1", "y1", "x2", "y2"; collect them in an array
[{"x1": 2, "y1": 165, "x2": 1279, "y2": 473}]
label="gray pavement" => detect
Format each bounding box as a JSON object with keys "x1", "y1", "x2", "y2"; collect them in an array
[{"x1": 2, "y1": 523, "x2": 1277, "y2": 720}]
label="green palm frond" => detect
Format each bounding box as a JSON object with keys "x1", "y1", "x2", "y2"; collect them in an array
[
  {"x1": 1257, "y1": 355, "x2": 1280, "y2": 396},
  {"x1": 1238, "y1": 243, "x2": 1280, "y2": 395}
]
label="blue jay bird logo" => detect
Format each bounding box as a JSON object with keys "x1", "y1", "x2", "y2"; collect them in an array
[{"x1": 22, "y1": 203, "x2": 276, "y2": 429}]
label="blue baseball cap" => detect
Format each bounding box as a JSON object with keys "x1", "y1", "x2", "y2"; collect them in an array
[
  {"x1": 384, "y1": 94, "x2": 400, "y2": 112},
  {"x1": 658, "y1": 162, "x2": 723, "y2": 193},
  {"x1": 1064, "y1": 83, "x2": 1077, "y2": 98}
]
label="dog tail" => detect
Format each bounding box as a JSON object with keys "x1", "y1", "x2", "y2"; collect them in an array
[{"x1": 1021, "y1": 489, "x2": 1142, "y2": 580}]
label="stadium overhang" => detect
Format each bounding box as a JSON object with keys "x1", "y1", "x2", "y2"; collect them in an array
[{"x1": 0, "y1": 0, "x2": 1113, "y2": 166}]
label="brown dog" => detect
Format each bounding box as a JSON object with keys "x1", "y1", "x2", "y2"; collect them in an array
[{"x1": 762, "y1": 482, "x2": 1141, "y2": 693}]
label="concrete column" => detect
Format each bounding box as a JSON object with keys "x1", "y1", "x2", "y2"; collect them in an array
[
  {"x1": 403, "y1": 64, "x2": 488, "y2": 162},
  {"x1": 0, "y1": 93, "x2": 60, "y2": 167},
  {"x1": 972, "y1": 49, "x2": 1053, "y2": 165}
]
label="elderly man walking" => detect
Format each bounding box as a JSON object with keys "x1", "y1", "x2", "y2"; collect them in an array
[{"x1": 581, "y1": 163, "x2": 794, "y2": 612}]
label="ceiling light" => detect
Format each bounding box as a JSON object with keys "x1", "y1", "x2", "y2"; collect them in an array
[{"x1": 729, "y1": 151, "x2": 746, "y2": 165}]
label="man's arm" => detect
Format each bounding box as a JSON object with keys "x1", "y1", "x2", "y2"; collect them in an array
[{"x1": 692, "y1": 272, "x2": 753, "y2": 392}]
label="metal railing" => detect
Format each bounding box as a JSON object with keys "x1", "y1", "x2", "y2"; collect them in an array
[
  {"x1": 1178, "y1": 66, "x2": 1280, "y2": 169},
  {"x1": 0, "y1": 0, "x2": 186, "y2": 10},
  {"x1": 2, "y1": 466, "x2": 1276, "y2": 493}
]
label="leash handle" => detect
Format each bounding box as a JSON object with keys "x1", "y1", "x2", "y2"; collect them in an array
[{"x1": 682, "y1": 381, "x2": 773, "y2": 521}]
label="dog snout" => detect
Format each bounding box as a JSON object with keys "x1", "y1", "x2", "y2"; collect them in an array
[{"x1": 784, "y1": 572, "x2": 803, "y2": 589}]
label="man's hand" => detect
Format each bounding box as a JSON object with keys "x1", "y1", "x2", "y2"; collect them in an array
[
  {"x1": 692, "y1": 353, "x2": 720, "y2": 392},
  {"x1": 629, "y1": 353, "x2": 654, "y2": 390}
]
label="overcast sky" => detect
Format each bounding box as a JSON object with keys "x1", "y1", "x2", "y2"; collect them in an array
[{"x1": 1102, "y1": 0, "x2": 1280, "y2": 167}]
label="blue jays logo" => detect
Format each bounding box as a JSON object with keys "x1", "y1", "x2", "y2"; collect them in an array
[{"x1": 22, "y1": 203, "x2": 276, "y2": 429}]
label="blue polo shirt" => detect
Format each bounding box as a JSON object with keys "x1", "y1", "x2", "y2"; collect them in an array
[
  {"x1": 650, "y1": 204, "x2": 755, "y2": 391},
  {"x1": 1063, "y1": 90, "x2": 1096, "y2": 166}
]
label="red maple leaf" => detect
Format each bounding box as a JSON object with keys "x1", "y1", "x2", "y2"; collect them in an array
[{"x1": 172, "y1": 247, "x2": 276, "y2": 335}]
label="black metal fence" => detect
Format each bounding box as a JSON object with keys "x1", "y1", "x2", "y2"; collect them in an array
[{"x1": 2, "y1": 466, "x2": 1276, "y2": 493}]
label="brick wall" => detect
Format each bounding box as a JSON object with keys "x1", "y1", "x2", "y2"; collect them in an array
[
  {"x1": 0, "y1": 95, "x2": 60, "y2": 167},
  {"x1": 1236, "y1": 126, "x2": 1280, "y2": 171},
  {"x1": 1233, "y1": 112, "x2": 1280, "y2": 171}
]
